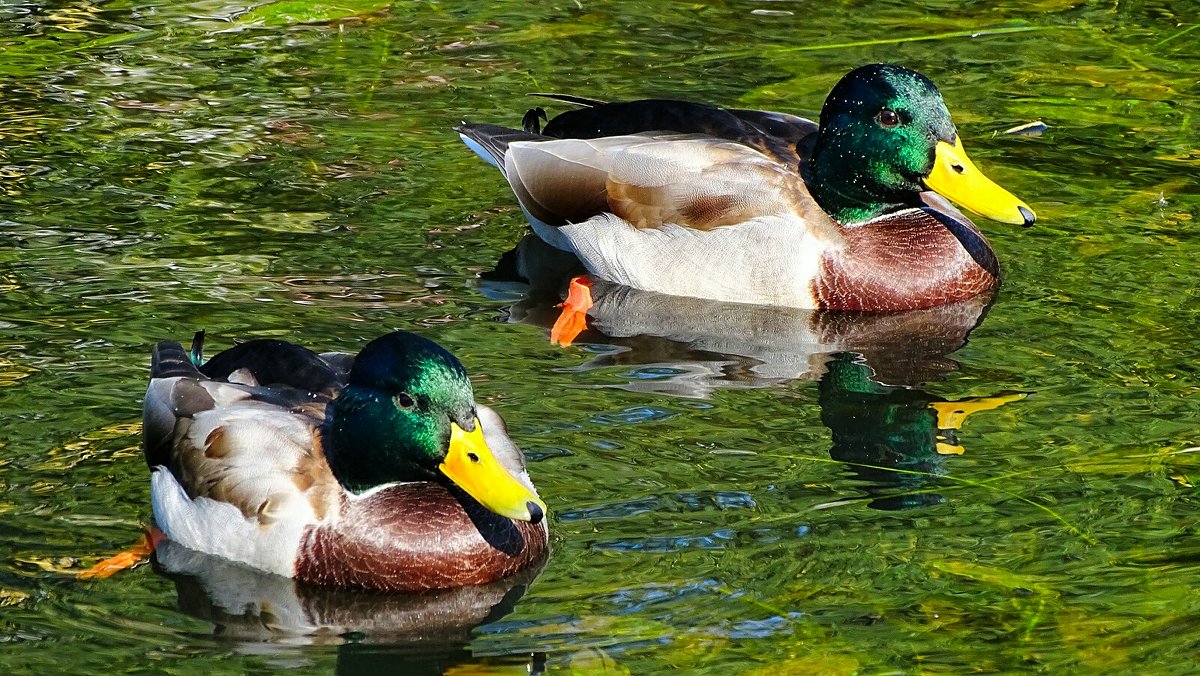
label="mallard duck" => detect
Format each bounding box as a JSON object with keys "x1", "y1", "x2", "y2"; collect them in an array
[
  {"x1": 457, "y1": 64, "x2": 1036, "y2": 313},
  {"x1": 136, "y1": 330, "x2": 548, "y2": 592}
]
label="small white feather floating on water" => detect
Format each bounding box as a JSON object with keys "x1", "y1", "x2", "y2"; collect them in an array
[{"x1": 1001, "y1": 121, "x2": 1048, "y2": 136}]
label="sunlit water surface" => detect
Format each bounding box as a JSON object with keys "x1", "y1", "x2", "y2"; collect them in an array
[{"x1": 1, "y1": 1, "x2": 1198, "y2": 673}]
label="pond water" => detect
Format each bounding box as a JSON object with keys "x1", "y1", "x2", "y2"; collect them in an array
[{"x1": 1, "y1": 0, "x2": 1198, "y2": 673}]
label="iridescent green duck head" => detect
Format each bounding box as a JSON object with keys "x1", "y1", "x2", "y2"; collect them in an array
[
  {"x1": 324, "y1": 331, "x2": 545, "y2": 523},
  {"x1": 808, "y1": 63, "x2": 1035, "y2": 227}
]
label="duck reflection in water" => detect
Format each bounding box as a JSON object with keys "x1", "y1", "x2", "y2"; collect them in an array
[
  {"x1": 154, "y1": 538, "x2": 545, "y2": 672},
  {"x1": 484, "y1": 235, "x2": 1026, "y2": 509},
  {"x1": 819, "y1": 352, "x2": 1025, "y2": 510}
]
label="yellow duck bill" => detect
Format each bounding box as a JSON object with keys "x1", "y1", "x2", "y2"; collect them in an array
[
  {"x1": 440, "y1": 420, "x2": 547, "y2": 523},
  {"x1": 924, "y1": 137, "x2": 1036, "y2": 227}
]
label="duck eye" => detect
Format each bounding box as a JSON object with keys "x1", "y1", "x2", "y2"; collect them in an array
[
  {"x1": 876, "y1": 109, "x2": 901, "y2": 129},
  {"x1": 394, "y1": 392, "x2": 415, "y2": 410}
]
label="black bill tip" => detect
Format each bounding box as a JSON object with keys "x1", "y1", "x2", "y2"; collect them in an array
[
  {"x1": 526, "y1": 501, "x2": 544, "y2": 525},
  {"x1": 1019, "y1": 206, "x2": 1036, "y2": 228}
]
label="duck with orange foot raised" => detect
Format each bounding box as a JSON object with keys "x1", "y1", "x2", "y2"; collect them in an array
[{"x1": 458, "y1": 64, "x2": 1036, "y2": 312}]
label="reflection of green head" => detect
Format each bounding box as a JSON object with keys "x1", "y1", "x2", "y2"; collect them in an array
[
  {"x1": 820, "y1": 353, "x2": 940, "y2": 448},
  {"x1": 324, "y1": 331, "x2": 478, "y2": 491},
  {"x1": 809, "y1": 64, "x2": 956, "y2": 224},
  {"x1": 819, "y1": 353, "x2": 945, "y2": 509}
]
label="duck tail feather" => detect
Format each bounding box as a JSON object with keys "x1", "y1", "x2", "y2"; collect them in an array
[
  {"x1": 456, "y1": 123, "x2": 545, "y2": 174},
  {"x1": 188, "y1": 330, "x2": 205, "y2": 366},
  {"x1": 529, "y1": 93, "x2": 607, "y2": 107},
  {"x1": 151, "y1": 339, "x2": 204, "y2": 379}
]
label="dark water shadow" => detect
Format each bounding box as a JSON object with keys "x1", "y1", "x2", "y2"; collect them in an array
[
  {"x1": 483, "y1": 234, "x2": 1028, "y2": 508},
  {"x1": 153, "y1": 539, "x2": 545, "y2": 669},
  {"x1": 332, "y1": 643, "x2": 545, "y2": 675}
]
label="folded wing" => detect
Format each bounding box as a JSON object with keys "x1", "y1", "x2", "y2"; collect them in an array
[
  {"x1": 143, "y1": 340, "x2": 342, "y2": 527},
  {"x1": 500, "y1": 132, "x2": 812, "y2": 231}
]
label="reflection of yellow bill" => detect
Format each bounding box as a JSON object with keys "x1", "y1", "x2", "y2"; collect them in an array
[
  {"x1": 931, "y1": 392, "x2": 1028, "y2": 430},
  {"x1": 936, "y1": 439, "x2": 966, "y2": 456},
  {"x1": 925, "y1": 138, "x2": 1036, "y2": 226},
  {"x1": 931, "y1": 393, "x2": 1029, "y2": 456},
  {"x1": 441, "y1": 420, "x2": 547, "y2": 523}
]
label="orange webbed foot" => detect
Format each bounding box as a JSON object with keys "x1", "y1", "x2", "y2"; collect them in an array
[
  {"x1": 550, "y1": 275, "x2": 594, "y2": 347},
  {"x1": 78, "y1": 527, "x2": 165, "y2": 579}
]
